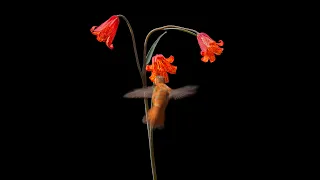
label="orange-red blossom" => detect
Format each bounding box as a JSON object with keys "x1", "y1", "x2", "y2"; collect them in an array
[
  {"x1": 90, "y1": 15, "x2": 120, "y2": 50},
  {"x1": 146, "y1": 54, "x2": 177, "y2": 83},
  {"x1": 197, "y1": 32, "x2": 224, "y2": 63}
]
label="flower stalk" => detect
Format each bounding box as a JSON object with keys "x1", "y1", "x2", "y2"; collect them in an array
[
  {"x1": 142, "y1": 25, "x2": 198, "y2": 180},
  {"x1": 117, "y1": 14, "x2": 144, "y2": 84},
  {"x1": 142, "y1": 25, "x2": 199, "y2": 81},
  {"x1": 90, "y1": 15, "x2": 223, "y2": 180}
]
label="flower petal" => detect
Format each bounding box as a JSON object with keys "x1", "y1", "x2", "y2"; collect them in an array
[
  {"x1": 90, "y1": 15, "x2": 119, "y2": 50},
  {"x1": 197, "y1": 32, "x2": 223, "y2": 63},
  {"x1": 166, "y1": 55, "x2": 174, "y2": 63},
  {"x1": 146, "y1": 54, "x2": 177, "y2": 83}
]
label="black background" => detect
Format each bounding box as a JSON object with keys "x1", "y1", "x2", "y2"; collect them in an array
[{"x1": 13, "y1": 6, "x2": 294, "y2": 179}]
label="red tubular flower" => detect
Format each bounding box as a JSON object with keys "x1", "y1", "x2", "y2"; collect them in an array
[
  {"x1": 146, "y1": 54, "x2": 177, "y2": 83},
  {"x1": 197, "y1": 32, "x2": 224, "y2": 63},
  {"x1": 90, "y1": 15, "x2": 120, "y2": 50}
]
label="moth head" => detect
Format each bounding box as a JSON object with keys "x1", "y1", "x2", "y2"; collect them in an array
[{"x1": 155, "y1": 76, "x2": 165, "y2": 84}]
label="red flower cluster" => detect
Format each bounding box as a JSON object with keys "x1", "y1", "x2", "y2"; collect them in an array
[{"x1": 90, "y1": 15, "x2": 224, "y2": 84}]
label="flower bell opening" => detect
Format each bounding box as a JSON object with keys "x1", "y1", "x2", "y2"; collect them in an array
[
  {"x1": 197, "y1": 32, "x2": 224, "y2": 63},
  {"x1": 90, "y1": 15, "x2": 224, "y2": 180},
  {"x1": 146, "y1": 54, "x2": 177, "y2": 83},
  {"x1": 90, "y1": 15, "x2": 120, "y2": 50}
]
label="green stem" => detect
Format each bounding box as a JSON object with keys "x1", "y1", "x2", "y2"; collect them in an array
[
  {"x1": 163, "y1": 25, "x2": 199, "y2": 35},
  {"x1": 148, "y1": 85, "x2": 156, "y2": 180},
  {"x1": 118, "y1": 14, "x2": 144, "y2": 84},
  {"x1": 142, "y1": 25, "x2": 198, "y2": 180},
  {"x1": 163, "y1": 27, "x2": 197, "y2": 36},
  {"x1": 142, "y1": 25, "x2": 198, "y2": 77},
  {"x1": 118, "y1": 15, "x2": 154, "y2": 179}
]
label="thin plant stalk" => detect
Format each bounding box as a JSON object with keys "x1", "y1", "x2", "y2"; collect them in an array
[
  {"x1": 117, "y1": 18, "x2": 200, "y2": 180},
  {"x1": 96, "y1": 15, "x2": 201, "y2": 180},
  {"x1": 117, "y1": 16, "x2": 154, "y2": 179},
  {"x1": 118, "y1": 14, "x2": 155, "y2": 180},
  {"x1": 142, "y1": 25, "x2": 198, "y2": 77},
  {"x1": 164, "y1": 28, "x2": 197, "y2": 36},
  {"x1": 142, "y1": 25, "x2": 198, "y2": 180},
  {"x1": 118, "y1": 15, "x2": 144, "y2": 84}
]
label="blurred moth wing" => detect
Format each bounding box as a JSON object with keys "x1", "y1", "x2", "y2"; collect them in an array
[
  {"x1": 123, "y1": 86, "x2": 154, "y2": 98},
  {"x1": 124, "y1": 85, "x2": 199, "y2": 100},
  {"x1": 169, "y1": 85, "x2": 199, "y2": 100}
]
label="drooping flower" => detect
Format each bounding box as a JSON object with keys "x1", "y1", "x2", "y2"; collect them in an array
[
  {"x1": 197, "y1": 32, "x2": 224, "y2": 63},
  {"x1": 146, "y1": 54, "x2": 177, "y2": 83},
  {"x1": 90, "y1": 15, "x2": 120, "y2": 50}
]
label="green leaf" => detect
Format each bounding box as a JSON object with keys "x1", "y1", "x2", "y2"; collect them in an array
[{"x1": 146, "y1": 31, "x2": 167, "y2": 65}]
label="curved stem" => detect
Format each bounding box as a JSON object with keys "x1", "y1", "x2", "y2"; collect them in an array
[
  {"x1": 164, "y1": 25, "x2": 199, "y2": 34},
  {"x1": 142, "y1": 25, "x2": 198, "y2": 180},
  {"x1": 147, "y1": 85, "x2": 155, "y2": 180},
  {"x1": 164, "y1": 27, "x2": 197, "y2": 36},
  {"x1": 142, "y1": 25, "x2": 198, "y2": 80},
  {"x1": 118, "y1": 14, "x2": 144, "y2": 84},
  {"x1": 118, "y1": 15, "x2": 154, "y2": 179}
]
